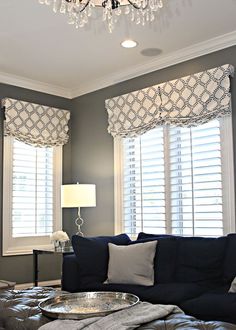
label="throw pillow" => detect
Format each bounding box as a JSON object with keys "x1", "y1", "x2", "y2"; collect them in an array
[
  {"x1": 229, "y1": 277, "x2": 236, "y2": 292},
  {"x1": 71, "y1": 234, "x2": 131, "y2": 287},
  {"x1": 105, "y1": 240, "x2": 157, "y2": 286}
]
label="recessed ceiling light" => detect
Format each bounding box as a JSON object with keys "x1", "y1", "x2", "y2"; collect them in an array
[{"x1": 121, "y1": 39, "x2": 138, "y2": 49}]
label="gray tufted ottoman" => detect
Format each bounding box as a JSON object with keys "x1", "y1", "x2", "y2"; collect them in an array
[
  {"x1": 0, "y1": 287, "x2": 236, "y2": 330},
  {"x1": 0, "y1": 286, "x2": 61, "y2": 330}
]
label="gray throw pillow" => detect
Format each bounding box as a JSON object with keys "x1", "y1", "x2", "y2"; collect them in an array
[
  {"x1": 105, "y1": 240, "x2": 157, "y2": 286},
  {"x1": 229, "y1": 276, "x2": 236, "y2": 292}
]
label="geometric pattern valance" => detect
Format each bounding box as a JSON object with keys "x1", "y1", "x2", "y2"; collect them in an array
[
  {"x1": 106, "y1": 64, "x2": 234, "y2": 138},
  {"x1": 1, "y1": 98, "x2": 70, "y2": 147}
]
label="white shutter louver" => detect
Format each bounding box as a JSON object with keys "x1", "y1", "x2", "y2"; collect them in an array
[
  {"x1": 121, "y1": 119, "x2": 226, "y2": 237},
  {"x1": 123, "y1": 127, "x2": 166, "y2": 236},
  {"x1": 169, "y1": 120, "x2": 223, "y2": 237},
  {"x1": 12, "y1": 139, "x2": 53, "y2": 237}
]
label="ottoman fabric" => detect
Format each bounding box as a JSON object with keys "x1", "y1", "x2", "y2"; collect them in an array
[
  {"x1": 0, "y1": 287, "x2": 61, "y2": 330},
  {"x1": 0, "y1": 287, "x2": 235, "y2": 330}
]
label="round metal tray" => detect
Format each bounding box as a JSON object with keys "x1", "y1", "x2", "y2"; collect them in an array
[{"x1": 39, "y1": 291, "x2": 139, "y2": 320}]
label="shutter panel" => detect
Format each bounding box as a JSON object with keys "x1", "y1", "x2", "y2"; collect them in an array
[
  {"x1": 123, "y1": 127, "x2": 166, "y2": 237},
  {"x1": 121, "y1": 119, "x2": 224, "y2": 238},
  {"x1": 12, "y1": 140, "x2": 53, "y2": 237},
  {"x1": 169, "y1": 120, "x2": 223, "y2": 236}
]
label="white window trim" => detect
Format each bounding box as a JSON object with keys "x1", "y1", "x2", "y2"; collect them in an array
[
  {"x1": 220, "y1": 114, "x2": 235, "y2": 233},
  {"x1": 2, "y1": 136, "x2": 62, "y2": 256},
  {"x1": 114, "y1": 116, "x2": 235, "y2": 237}
]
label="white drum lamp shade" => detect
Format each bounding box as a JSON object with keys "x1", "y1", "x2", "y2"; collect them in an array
[{"x1": 61, "y1": 184, "x2": 96, "y2": 208}]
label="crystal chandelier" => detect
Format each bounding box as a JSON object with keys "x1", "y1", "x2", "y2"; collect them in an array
[{"x1": 39, "y1": 0, "x2": 164, "y2": 33}]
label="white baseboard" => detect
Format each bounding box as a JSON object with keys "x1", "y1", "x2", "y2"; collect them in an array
[{"x1": 15, "y1": 279, "x2": 61, "y2": 290}]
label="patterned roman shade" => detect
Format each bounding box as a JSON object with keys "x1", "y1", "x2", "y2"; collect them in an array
[
  {"x1": 2, "y1": 98, "x2": 70, "y2": 147},
  {"x1": 106, "y1": 64, "x2": 234, "y2": 138}
]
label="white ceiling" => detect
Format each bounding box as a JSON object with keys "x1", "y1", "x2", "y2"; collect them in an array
[{"x1": 0, "y1": 0, "x2": 236, "y2": 98}]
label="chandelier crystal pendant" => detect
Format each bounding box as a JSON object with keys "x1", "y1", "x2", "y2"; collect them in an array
[{"x1": 38, "y1": 0, "x2": 164, "y2": 33}]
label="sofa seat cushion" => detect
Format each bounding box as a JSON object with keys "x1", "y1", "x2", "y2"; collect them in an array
[
  {"x1": 72, "y1": 234, "x2": 131, "y2": 287},
  {"x1": 180, "y1": 293, "x2": 236, "y2": 324},
  {"x1": 79, "y1": 282, "x2": 208, "y2": 305}
]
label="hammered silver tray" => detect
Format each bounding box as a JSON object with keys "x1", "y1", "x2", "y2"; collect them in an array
[{"x1": 39, "y1": 291, "x2": 139, "y2": 320}]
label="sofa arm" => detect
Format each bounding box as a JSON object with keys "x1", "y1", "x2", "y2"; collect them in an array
[{"x1": 61, "y1": 254, "x2": 81, "y2": 292}]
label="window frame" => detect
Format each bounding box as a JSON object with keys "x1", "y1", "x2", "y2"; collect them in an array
[
  {"x1": 114, "y1": 115, "x2": 235, "y2": 238},
  {"x1": 2, "y1": 136, "x2": 62, "y2": 256}
]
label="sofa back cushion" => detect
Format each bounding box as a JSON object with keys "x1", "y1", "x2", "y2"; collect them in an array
[
  {"x1": 175, "y1": 236, "x2": 226, "y2": 285},
  {"x1": 138, "y1": 232, "x2": 176, "y2": 239},
  {"x1": 137, "y1": 234, "x2": 179, "y2": 283},
  {"x1": 223, "y1": 233, "x2": 236, "y2": 283},
  {"x1": 137, "y1": 232, "x2": 227, "y2": 285},
  {"x1": 154, "y1": 237, "x2": 179, "y2": 283},
  {"x1": 72, "y1": 234, "x2": 131, "y2": 287}
]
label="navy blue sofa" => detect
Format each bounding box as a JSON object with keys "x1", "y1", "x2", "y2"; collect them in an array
[{"x1": 61, "y1": 232, "x2": 236, "y2": 324}]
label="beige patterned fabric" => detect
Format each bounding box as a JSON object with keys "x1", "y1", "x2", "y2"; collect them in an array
[
  {"x1": 2, "y1": 98, "x2": 70, "y2": 147},
  {"x1": 106, "y1": 64, "x2": 234, "y2": 138}
]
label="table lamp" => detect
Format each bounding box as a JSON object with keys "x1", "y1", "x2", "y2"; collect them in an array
[{"x1": 61, "y1": 183, "x2": 96, "y2": 236}]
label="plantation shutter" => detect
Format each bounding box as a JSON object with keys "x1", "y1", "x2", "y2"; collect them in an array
[
  {"x1": 123, "y1": 127, "x2": 166, "y2": 236},
  {"x1": 1, "y1": 97, "x2": 66, "y2": 246},
  {"x1": 122, "y1": 119, "x2": 225, "y2": 237},
  {"x1": 12, "y1": 139, "x2": 54, "y2": 237},
  {"x1": 169, "y1": 120, "x2": 223, "y2": 237},
  {"x1": 113, "y1": 65, "x2": 234, "y2": 237}
]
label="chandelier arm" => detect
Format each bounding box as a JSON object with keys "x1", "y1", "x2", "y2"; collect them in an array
[
  {"x1": 127, "y1": 0, "x2": 149, "y2": 10},
  {"x1": 102, "y1": 0, "x2": 109, "y2": 8},
  {"x1": 79, "y1": 0, "x2": 91, "y2": 12},
  {"x1": 64, "y1": 0, "x2": 89, "y2": 12}
]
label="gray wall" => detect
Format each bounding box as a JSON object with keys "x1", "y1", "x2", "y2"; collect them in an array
[
  {"x1": 0, "y1": 45, "x2": 236, "y2": 284},
  {"x1": 0, "y1": 84, "x2": 72, "y2": 283},
  {"x1": 70, "y1": 45, "x2": 236, "y2": 236}
]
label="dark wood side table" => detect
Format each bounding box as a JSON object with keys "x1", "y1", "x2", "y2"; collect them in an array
[{"x1": 33, "y1": 247, "x2": 74, "y2": 287}]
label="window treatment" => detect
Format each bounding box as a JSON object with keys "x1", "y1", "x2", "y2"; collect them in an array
[
  {"x1": 106, "y1": 64, "x2": 234, "y2": 138},
  {"x1": 2, "y1": 97, "x2": 70, "y2": 147}
]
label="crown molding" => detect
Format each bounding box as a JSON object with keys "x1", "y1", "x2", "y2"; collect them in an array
[
  {"x1": 70, "y1": 30, "x2": 236, "y2": 98},
  {"x1": 0, "y1": 31, "x2": 235, "y2": 99},
  {"x1": 0, "y1": 71, "x2": 72, "y2": 99}
]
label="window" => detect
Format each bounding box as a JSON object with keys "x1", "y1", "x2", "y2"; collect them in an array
[
  {"x1": 2, "y1": 136, "x2": 62, "y2": 256},
  {"x1": 114, "y1": 116, "x2": 235, "y2": 238}
]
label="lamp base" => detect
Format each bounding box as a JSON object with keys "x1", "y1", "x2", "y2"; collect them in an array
[{"x1": 75, "y1": 208, "x2": 84, "y2": 236}]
